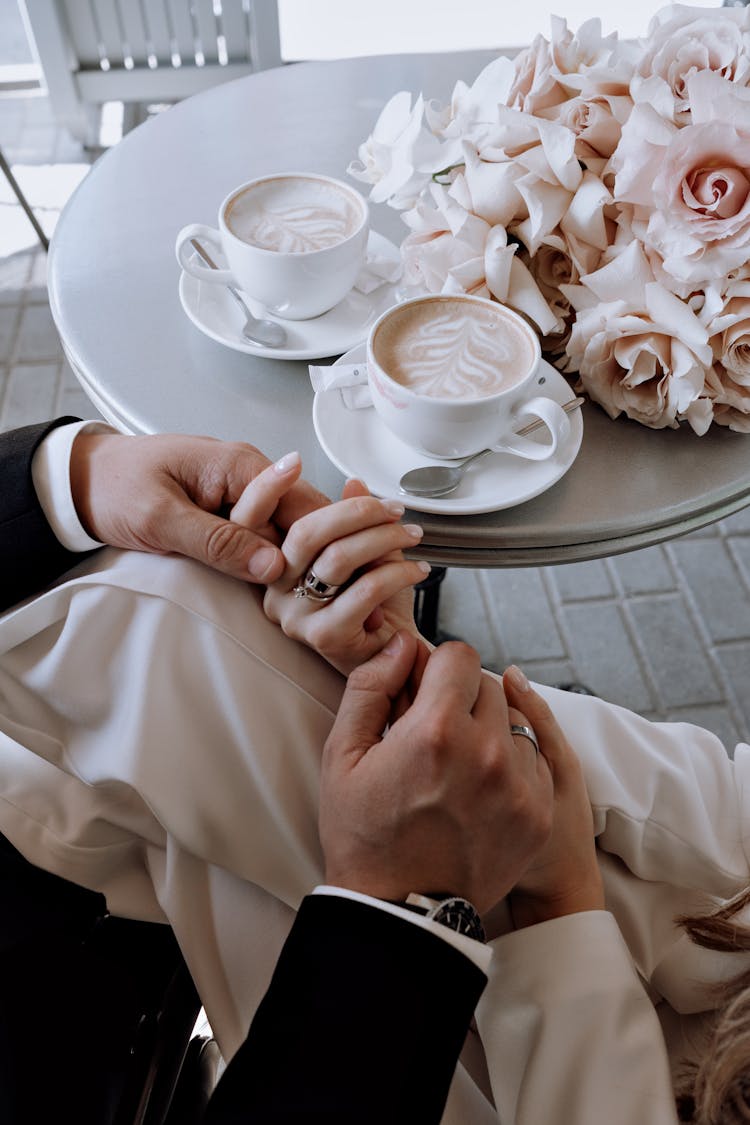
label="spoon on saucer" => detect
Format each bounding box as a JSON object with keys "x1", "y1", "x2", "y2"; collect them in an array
[
  {"x1": 190, "y1": 239, "x2": 287, "y2": 349},
  {"x1": 399, "y1": 397, "x2": 585, "y2": 498}
]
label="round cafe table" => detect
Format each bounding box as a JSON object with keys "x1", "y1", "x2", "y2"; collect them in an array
[{"x1": 49, "y1": 52, "x2": 750, "y2": 568}]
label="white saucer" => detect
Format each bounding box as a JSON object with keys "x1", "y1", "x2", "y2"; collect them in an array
[
  {"x1": 178, "y1": 231, "x2": 401, "y2": 361},
  {"x1": 312, "y1": 345, "x2": 584, "y2": 515}
]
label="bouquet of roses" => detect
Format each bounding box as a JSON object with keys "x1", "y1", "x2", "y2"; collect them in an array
[{"x1": 349, "y1": 4, "x2": 750, "y2": 433}]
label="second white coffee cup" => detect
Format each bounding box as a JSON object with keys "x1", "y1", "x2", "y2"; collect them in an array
[
  {"x1": 367, "y1": 294, "x2": 570, "y2": 460},
  {"x1": 175, "y1": 172, "x2": 369, "y2": 320}
]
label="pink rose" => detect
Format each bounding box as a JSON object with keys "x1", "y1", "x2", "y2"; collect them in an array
[
  {"x1": 705, "y1": 363, "x2": 750, "y2": 432},
  {"x1": 635, "y1": 3, "x2": 750, "y2": 123},
  {"x1": 613, "y1": 74, "x2": 750, "y2": 289},
  {"x1": 704, "y1": 282, "x2": 750, "y2": 383},
  {"x1": 541, "y1": 93, "x2": 632, "y2": 176},
  {"x1": 565, "y1": 244, "x2": 713, "y2": 432}
]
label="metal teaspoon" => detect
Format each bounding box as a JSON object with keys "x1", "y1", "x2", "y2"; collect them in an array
[
  {"x1": 398, "y1": 397, "x2": 585, "y2": 498},
  {"x1": 190, "y1": 239, "x2": 288, "y2": 349}
]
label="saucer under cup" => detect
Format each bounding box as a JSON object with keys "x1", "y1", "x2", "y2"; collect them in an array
[{"x1": 312, "y1": 344, "x2": 584, "y2": 516}]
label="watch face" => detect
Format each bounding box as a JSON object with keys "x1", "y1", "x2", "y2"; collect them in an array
[{"x1": 432, "y1": 898, "x2": 486, "y2": 943}]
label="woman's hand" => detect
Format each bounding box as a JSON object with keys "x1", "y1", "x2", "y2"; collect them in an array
[
  {"x1": 502, "y1": 665, "x2": 605, "y2": 929},
  {"x1": 260, "y1": 478, "x2": 430, "y2": 677}
]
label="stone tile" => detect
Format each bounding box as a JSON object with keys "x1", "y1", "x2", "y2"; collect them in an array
[
  {"x1": 665, "y1": 705, "x2": 743, "y2": 757},
  {"x1": 437, "y1": 569, "x2": 502, "y2": 670},
  {"x1": 714, "y1": 643, "x2": 750, "y2": 740},
  {"x1": 560, "y1": 602, "x2": 652, "y2": 713},
  {"x1": 521, "y1": 660, "x2": 579, "y2": 689},
  {"x1": 550, "y1": 559, "x2": 613, "y2": 601},
  {"x1": 727, "y1": 538, "x2": 750, "y2": 593},
  {"x1": 611, "y1": 545, "x2": 675, "y2": 595},
  {"x1": 1, "y1": 361, "x2": 60, "y2": 429},
  {"x1": 55, "y1": 381, "x2": 103, "y2": 421},
  {"x1": 627, "y1": 595, "x2": 722, "y2": 708},
  {"x1": 482, "y1": 567, "x2": 566, "y2": 662},
  {"x1": 14, "y1": 302, "x2": 61, "y2": 362},
  {"x1": 0, "y1": 305, "x2": 19, "y2": 362},
  {"x1": 668, "y1": 538, "x2": 750, "y2": 643},
  {"x1": 0, "y1": 249, "x2": 32, "y2": 299}
]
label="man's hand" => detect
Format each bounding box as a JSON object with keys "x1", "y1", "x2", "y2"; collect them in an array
[
  {"x1": 69, "y1": 430, "x2": 330, "y2": 583},
  {"x1": 319, "y1": 633, "x2": 554, "y2": 915}
]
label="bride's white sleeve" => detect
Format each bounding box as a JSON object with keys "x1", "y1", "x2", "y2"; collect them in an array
[
  {"x1": 476, "y1": 911, "x2": 679, "y2": 1125},
  {"x1": 534, "y1": 683, "x2": 750, "y2": 898}
]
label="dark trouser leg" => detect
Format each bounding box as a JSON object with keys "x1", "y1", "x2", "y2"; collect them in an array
[{"x1": 0, "y1": 833, "x2": 186, "y2": 1125}]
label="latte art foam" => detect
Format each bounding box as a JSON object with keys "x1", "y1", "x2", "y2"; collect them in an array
[
  {"x1": 373, "y1": 299, "x2": 536, "y2": 399},
  {"x1": 225, "y1": 176, "x2": 363, "y2": 253}
]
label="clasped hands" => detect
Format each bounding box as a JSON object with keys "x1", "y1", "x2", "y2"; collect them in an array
[{"x1": 70, "y1": 427, "x2": 604, "y2": 927}]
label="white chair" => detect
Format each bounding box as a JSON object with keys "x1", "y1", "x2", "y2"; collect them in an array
[{"x1": 19, "y1": 0, "x2": 282, "y2": 146}]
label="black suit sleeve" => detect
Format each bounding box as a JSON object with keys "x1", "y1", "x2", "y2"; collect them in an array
[
  {"x1": 204, "y1": 895, "x2": 487, "y2": 1125},
  {"x1": 0, "y1": 419, "x2": 94, "y2": 611}
]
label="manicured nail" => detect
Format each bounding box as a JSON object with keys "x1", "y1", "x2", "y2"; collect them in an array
[
  {"x1": 384, "y1": 631, "x2": 403, "y2": 654},
  {"x1": 382, "y1": 500, "x2": 405, "y2": 517},
  {"x1": 248, "y1": 546, "x2": 278, "y2": 579},
  {"x1": 416, "y1": 561, "x2": 431, "y2": 575},
  {"x1": 403, "y1": 523, "x2": 423, "y2": 539},
  {"x1": 273, "y1": 451, "x2": 300, "y2": 475},
  {"x1": 505, "y1": 664, "x2": 530, "y2": 693}
]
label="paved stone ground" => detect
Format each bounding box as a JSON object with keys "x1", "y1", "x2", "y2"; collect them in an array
[{"x1": 3, "y1": 91, "x2": 750, "y2": 752}]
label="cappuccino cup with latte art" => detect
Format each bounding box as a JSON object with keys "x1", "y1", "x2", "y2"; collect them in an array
[
  {"x1": 175, "y1": 173, "x2": 369, "y2": 320},
  {"x1": 367, "y1": 295, "x2": 569, "y2": 460}
]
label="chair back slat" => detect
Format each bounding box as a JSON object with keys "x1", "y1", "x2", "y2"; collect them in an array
[
  {"x1": 62, "y1": 0, "x2": 101, "y2": 67},
  {"x1": 219, "y1": 0, "x2": 252, "y2": 64},
  {"x1": 166, "y1": 0, "x2": 200, "y2": 67},
  {"x1": 192, "y1": 0, "x2": 221, "y2": 65},
  {"x1": 135, "y1": 1, "x2": 174, "y2": 67},
  {"x1": 117, "y1": 1, "x2": 153, "y2": 69},
  {"x1": 90, "y1": 0, "x2": 128, "y2": 70}
]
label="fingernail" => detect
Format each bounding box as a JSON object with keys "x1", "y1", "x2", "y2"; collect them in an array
[
  {"x1": 403, "y1": 523, "x2": 423, "y2": 539},
  {"x1": 382, "y1": 500, "x2": 405, "y2": 517},
  {"x1": 506, "y1": 664, "x2": 530, "y2": 693},
  {"x1": 273, "y1": 451, "x2": 300, "y2": 475},
  {"x1": 384, "y1": 631, "x2": 403, "y2": 654},
  {"x1": 248, "y1": 546, "x2": 278, "y2": 579},
  {"x1": 417, "y1": 561, "x2": 431, "y2": 575}
]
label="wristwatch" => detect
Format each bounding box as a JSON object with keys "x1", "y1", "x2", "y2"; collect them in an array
[{"x1": 401, "y1": 892, "x2": 486, "y2": 943}]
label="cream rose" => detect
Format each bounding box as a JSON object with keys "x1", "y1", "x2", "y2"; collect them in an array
[
  {"x1": 635, "y1": 3, "x2": 750, "y2": 123},
  {"x1": 704, "y1": 281, "x2": 750, "y2": 382},
  {"x1": 565, "y1": 243, "x2": 713, "y2": 432}
]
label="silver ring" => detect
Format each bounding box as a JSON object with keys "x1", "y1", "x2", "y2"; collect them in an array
[
  {"x1": 510, "y1": 723, "x2": 539, "y2": 753},
  {"x1": 302, "y1": 567, "x2": 341, "y2": 603}
]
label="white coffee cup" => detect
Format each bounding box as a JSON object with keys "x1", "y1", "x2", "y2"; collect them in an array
[
  {"x1": 366, "y1": 294, "x2": 569, "y2": 460},
  {"x1": 175, "y1": 172, "x2": 369, "y2": 320}
]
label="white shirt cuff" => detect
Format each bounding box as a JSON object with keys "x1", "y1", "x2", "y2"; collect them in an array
[
  {"x1": 30, "y1": 421, "x2": 114, "y2": 552},
  {"x1": 312, "y1": 885, "x2": 491, "y2": 974}
]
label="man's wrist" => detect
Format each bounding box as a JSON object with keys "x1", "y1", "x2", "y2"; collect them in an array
[
  {"x1": 31, "y1": 421, "x2": 113, "y2": 551},
  {"x1": 312, "y1": 886, "x2": 492, "y2": 973}
]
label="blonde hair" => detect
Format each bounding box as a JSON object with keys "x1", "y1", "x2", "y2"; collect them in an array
[{"x1": 676, "y1": 887, "x2": 750, "y2": 1123}]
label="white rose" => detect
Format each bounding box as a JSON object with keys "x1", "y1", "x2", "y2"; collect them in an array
[{"x1": 347, "y1": 91, "x2": 441, "y2": 210}]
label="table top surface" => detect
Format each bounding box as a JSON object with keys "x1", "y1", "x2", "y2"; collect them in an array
[{"x1": 48, "y1": 51, "x2": 750, "y2": 567}]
